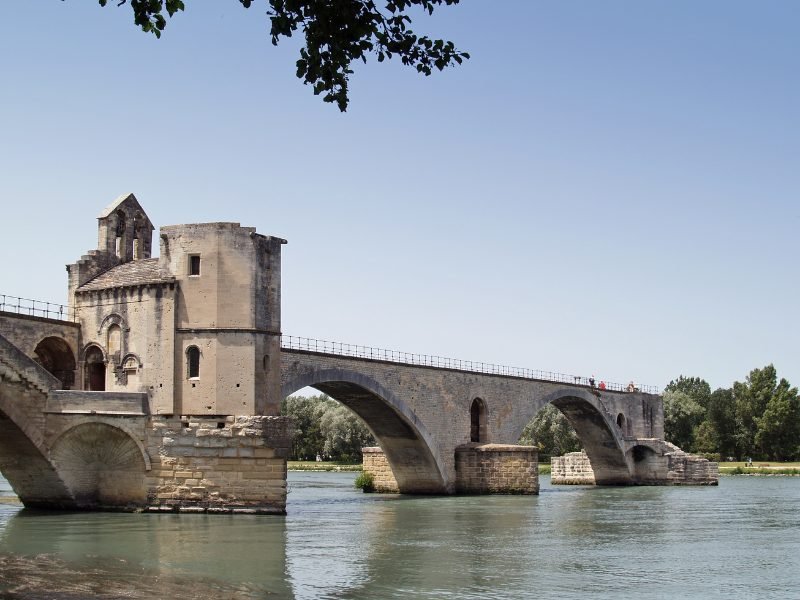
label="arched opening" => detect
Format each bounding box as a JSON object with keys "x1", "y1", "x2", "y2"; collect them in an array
[
  {"x1": 50, "y1": 422, "x2": 147, "y2": 507},
  {"x1": 187, "y1": 346, "x2": 200, "y2": 379},
  {"x1": 470, "y1": 398, "x2": 486, "y2": 442},
  {"x1": 517, "y1": 391, "x2": 631, "y2": 485},
  {"x1": 33, "y1": 337, "x2": 76, "y2": 390},
  {"x1": 628, "y1": 444, "x2": 660, "y2": 483},
  {"x1": 518, "y1": 403, "x2": 580, "y2": 460},
  {"x1": 281, "y1": 370, "x2": 448, "y2": 494},
  {"x1": 616, "y1": 412, "x2": 626, "y2": 434},
  {"x1": 83, "y1": 346, "x2": 105, "y2": 391}
]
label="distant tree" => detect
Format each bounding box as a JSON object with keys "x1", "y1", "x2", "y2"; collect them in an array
[
  {"x1": 754, "y1": 377, "x2": 800, "y2": 461},
  {"x1": 665, "y1": 376, "x2": 711, "y2": 409},
  {"x1": 282, "y1": 394, "x2": 331, "y2": 459},
  {"x1": 692, "y1": 420, "x2": 718, "y2": 455},
  {"x1": 705, "y1": 387, "x2": 737, "y2": 459},
  {"x1": 518, "y1": 404, "x2": 581, "y2": 457},
  {"x1": 733, "y1": 365, "x2": 780, "y2": 459},
  {"x1": 95, "y1": 0, "x2": 469, "y2": 111},
  {"x1": 663, "y1": 390, "x2": 705, "y2": 451},
  {"x1": 282, "y1": 394, "x2": 375, "y2": 461},
  {"x1": 320, "y1": 403, "x2": 376, "y2": 462}
]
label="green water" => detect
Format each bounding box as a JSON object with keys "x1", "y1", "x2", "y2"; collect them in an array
[{"x1": 1, "y1": 473, "x2": 798, "y2": 599}]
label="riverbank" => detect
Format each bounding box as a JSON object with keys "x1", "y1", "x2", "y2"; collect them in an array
[
  {"x1": 288, "y1": 461, "x2": 362, "y2": 472},
  {"x1": 718, "y1": 461, "x2": 800, "y2": 476}
]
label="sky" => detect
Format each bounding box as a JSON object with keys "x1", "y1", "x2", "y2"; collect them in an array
[{"x1": 1, "y1": 1, "x2": 797, "y2": 392}]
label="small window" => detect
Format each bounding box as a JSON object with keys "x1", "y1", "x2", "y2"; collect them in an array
[
  {"x1": 470, "y1": 398, "x2": 486, "y2": 443},
  {"x1": 187, "y1": 346, "x2": 200, "y2": 379},
  {"x1": 189, "y1": 255, "x2": 201, "y2": 276}
]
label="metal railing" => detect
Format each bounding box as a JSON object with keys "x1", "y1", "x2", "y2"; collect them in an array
[
  {"x1": 0, "y1": 294, "x2": 76, "y2": 322},
  {"x1": 281, "y1": 335, "x2": 659, "y2": 394}
]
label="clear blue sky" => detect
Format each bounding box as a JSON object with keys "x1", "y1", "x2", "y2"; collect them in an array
[{"x1": 1, "y1": 1, "x2": 797, "y2": 392}]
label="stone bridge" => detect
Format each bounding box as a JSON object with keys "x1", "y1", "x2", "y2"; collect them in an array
[
  {"x1": 281, "y1": 342, "x2": 672, "y2": 493},
  {"x1": 0, "y1": 308, "x2": 715, "y2": 511},
  {"x1": 0, "y1": 192, "x2": 718, "y2": 512}
]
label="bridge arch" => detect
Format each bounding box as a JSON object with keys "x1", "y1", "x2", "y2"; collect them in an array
[
  {"x1": 518, "y1": 388, "x2": 633, "y2": 485},
  {"x1": 0, "y1": 354, "x2": 76, "y2": 508},
  {"x1": 282, "y1": 368, "x2": 449, "y2": 493},
  {"x1": 33, "y1": 336, "x2": 76, "y2": 390},
  {"x1": 50, "y1": 422, "x2": 149, "y2": 508}
]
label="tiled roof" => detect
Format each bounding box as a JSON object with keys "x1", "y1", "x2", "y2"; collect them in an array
[{"x1": 77, "y1": 258, "x2": 174, "y2": 292}]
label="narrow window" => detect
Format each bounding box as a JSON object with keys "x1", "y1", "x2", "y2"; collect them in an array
[
  {"x1": 107, "y1": 324, "x2": 121, "y2": 356},
  {"x1": 189, "y1": 255, "x2": 201, "y2": 276},
  {"x1": 470, "y1": 398, "x2": 486, "y2": 443},
  {"x1": 187, "y1": 346, "x2": 200, "y2": 379}
]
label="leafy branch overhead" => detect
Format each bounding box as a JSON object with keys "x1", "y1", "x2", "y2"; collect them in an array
[{"x1": 96, "y1": 0, "x2": 470, "y2": 110}]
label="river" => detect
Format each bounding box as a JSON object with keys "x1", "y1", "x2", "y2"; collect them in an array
[{"x1": 1, "y1": 472, "x2": 798, "y2": 599}]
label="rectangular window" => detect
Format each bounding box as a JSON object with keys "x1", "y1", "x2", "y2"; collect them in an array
[{"x1": 189, "y1": 255, "x2": 201, "y2": 276}]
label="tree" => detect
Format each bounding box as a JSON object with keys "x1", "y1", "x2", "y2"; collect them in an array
[
  {"x1": 282, "y1": 394, "x2": 376, "y2": 461},
  {"x1": 705, "y1": 387, "x2": 737, "y2": 459},
  {"x1": 754, "y1": 378, "x2": 800, "y2": 461},
  {"x1": 282, "y1": 394, "x2": 331, "y2": 459},
  {"x1": 733, "y1": 365, "x2": 780, "y2": 459},
  {"x1": 320, "y1": 403, "x2": 376, "y2": 462},
  {"x1": 518, "y1": 404, "x2": 581, "y2": 457},
  {"x1": 95, "y1": 0, "x2": 470, "y2": 111},
  {"x1": 664, "y1": 376, "x2": 711, "y2": 410},
  {"x1": 663, "y1": 390, "x2": 705, "y2": 451}
]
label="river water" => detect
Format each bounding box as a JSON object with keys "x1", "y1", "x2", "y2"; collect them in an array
[{"x1": 1, "y1": 472, "x2": 798, "y2": 599}]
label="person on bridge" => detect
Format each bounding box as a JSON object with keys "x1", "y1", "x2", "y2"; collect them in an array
[{"x1": 598, "y1": 381, "x2": 607, "y2": 390}]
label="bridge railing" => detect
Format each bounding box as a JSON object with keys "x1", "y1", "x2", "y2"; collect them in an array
[
  {"x1": 0, "y1": 294, "x2": 76, "y2": 322},
  {"x1": 280, "y1": 335, "x2": 659, "y2": 394}
]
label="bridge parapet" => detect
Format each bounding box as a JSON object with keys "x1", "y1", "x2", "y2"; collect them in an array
[
  {"x1": 281, "y1": 335, "x2": 659, "y2": 394},
  {"x1": 0, "y1": 294, "x2": 76, "y2": 323}
]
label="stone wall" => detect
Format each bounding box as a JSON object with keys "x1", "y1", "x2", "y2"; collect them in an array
[
  {"x1": 144, "y1": 415, "x2": 292, "y2": 513},
  {"x1": 665, "y1": 450, "x2": 719, "y2": 485},
  {"x1": 361, "y1": 447, "x2": 399, "y2": 493},
  {"x1": 551, "y1": 450, "x2": 596, "y2": 485},
  {"x1": 552, "y1": 445, "x2": 720, "y2": 486},
  {"x1": 455, "y1": 443, "x2": 538, "y2": 494}
]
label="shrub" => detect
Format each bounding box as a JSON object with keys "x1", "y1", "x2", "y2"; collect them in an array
[{"x1": 354, "y1": 471, "x2": 375, "y2": 493}]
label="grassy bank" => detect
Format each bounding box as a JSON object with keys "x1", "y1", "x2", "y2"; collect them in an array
[
  {"x1": 287, "y1": 461, "x2": 362, "y2": 472},
  {"x1": 718, "y1": 461, "x2": 800, "y2": 476}
]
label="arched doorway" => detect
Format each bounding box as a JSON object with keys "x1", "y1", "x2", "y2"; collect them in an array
[
  {"x1": 84, "y1": 346, "x2": 106, "y2": 391},
  {"x1": 470, "y1": 398, "x2": 486, "y2": 442},
  {"x1": 33, "y1": 337, "x2": 76, "y2": 390}
]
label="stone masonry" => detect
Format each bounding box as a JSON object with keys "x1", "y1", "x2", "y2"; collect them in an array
[
  {"x1": 551, "y1": 451, "x2": 596, "y2": 485},
  {"x1": 361, "y1": 447, "x2": 399, "y2": 493},
  {"x1": 551, "y1": 443, "x2": 718, "y2": 486},
  {"x1": 145, "y1": 416, "x2": 292, "y2": 513},
  {"x1": 455, "y1": 444, "x2": 539, "y2": 494}
]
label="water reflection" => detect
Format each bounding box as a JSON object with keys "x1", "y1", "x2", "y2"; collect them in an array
[{"x1": 1, "y1": 473, "x2": 799, "y2": 599}]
